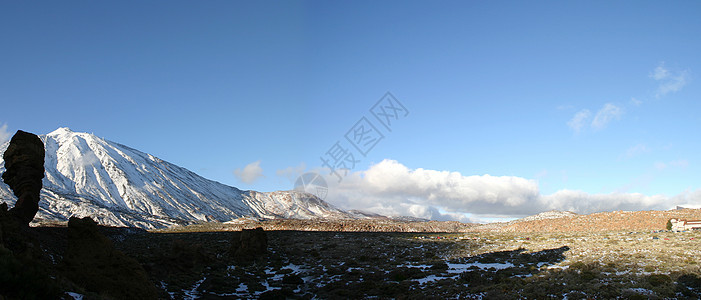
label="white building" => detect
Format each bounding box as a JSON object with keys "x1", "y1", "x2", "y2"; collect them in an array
[{"x1": 670, "y1": 219, "x2": 701, "y2": 231}]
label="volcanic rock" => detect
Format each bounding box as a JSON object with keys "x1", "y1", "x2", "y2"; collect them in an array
[
  {"x1": 1, "y1": 130, "x2": 45, "y2": 225},
  {"x1": 61, "y1": 216, "x2": 157, "y2": 299},
  {"x1": 232, "y1": 227, "x2": 267, "y2": 258}
]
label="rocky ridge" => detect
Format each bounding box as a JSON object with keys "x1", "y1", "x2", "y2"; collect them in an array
[{"x1": 164, "y1": 218, "x2": 476, "y2": 233}]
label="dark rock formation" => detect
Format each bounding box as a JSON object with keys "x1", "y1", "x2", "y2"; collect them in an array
[
  {"x1": 232, "y1": 227, "x2": 267, "y2": 258},
  {"x1": 0, "y1": 203, "x2": 61, "y2": 299},
  {"x1": 61, "y1": 216, "x2": 157, "y2": 299},
  {"x1": 0, "y1": 130, "x2": 57, "y2": 298},
  {"x1": 2, "y1": 130, "x2": 45, "y2": 225}
]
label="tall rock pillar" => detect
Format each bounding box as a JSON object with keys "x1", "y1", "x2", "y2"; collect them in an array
[{"x1": 2, "y1": 130, "x2": 45, "y2": 225}]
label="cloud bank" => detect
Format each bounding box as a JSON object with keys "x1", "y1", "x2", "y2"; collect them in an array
[
  {"x1": 233, "y1": 160, "x2": 264, "y2": 184},
  {"x1": 314, "y1": 159, "x2": 697, "y2": 222}
]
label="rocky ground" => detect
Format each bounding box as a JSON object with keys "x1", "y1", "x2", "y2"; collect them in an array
[
  {"x1": 3, "y1": 209, "x2": 701, "y2": 299},
  {"x1": 113, "y1": 228, "x2": 701, "y2": 299}
]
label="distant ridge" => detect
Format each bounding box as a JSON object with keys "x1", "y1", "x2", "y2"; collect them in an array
[
  {"x1": 517, "y1": 210, "x2": 578, "y2": 222},
  {"x1": 501, "y1": 209, "x2": 701, "y2": 232}
]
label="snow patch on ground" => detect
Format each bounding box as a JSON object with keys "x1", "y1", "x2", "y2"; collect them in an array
[
  {"x1": 65, "y1": 292, "x2": 84, "y2": 300},
  {"x1": 236, "y1": 283, "x2": 248, "y2": 293},
  {"x1": 182, "y1": 277, "x2": 206, "y2": 300},
  {"x1": 626, "y1": 288, "x2": 655, "y2": 296},
  {"x1": 447, "y1": 262, "x2": 515, "y2": 273},
  {"x1": 413, "y1": 274, "x2": 459, "y2": 284}
]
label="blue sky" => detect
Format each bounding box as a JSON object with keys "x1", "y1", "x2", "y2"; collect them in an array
[{"x1": 2, "y1": 1, "x2": 700, "y2": 221}]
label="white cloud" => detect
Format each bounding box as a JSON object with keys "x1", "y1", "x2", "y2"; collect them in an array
[
  {"x1": 670, "y1": 190, "x2": 701, "y2": 209},
  {"x1": 404, "y1": 205, "x2": 477, "y2": 222},
  {"x1": 654, "y1": 162, "x2": 667, "y2": 170},
  {"x1": 539, "y1": 190, "x2": 669, "y2": 214},
  {"x1": 650, "y1": 62, "x2": 690, "y2": 97},
  {"x1": 567, "y1": 109, "x2": 591, "y2": 133},
  {"x1": 670, "y1": 160, "x2": 689, "y2": 168},
  {"x1": 650, "y1": 63, "x2": 670, "y2": 80},
  {"x1": 0, "y1": 123, "x2": 11, "y2": 145},
  {"x1": 657, "y1": 71, "x2": 689, "y2": 96},
  {"x1": 276, "y1": 162, "x2": 306, "y2": 181},
  {"x1": 566, "y1": 104, "x2": 622, "y2": 133},
  {"x1": 623, "y1": 144, "x2": 649, "y2": 159},
  {"x1": 323, "y1": 159, "x2": 540, "y2": 219},
  {"x1": 591, "y1": 103, "x2": 623, "y2": 130},
  {"x1": 655, "y1": 159, "x2": 689, "y2": 170},
  {"x1": 315, "y1": 159, "x2": 700, "y2": 222},
  {"x1": 233, "y1": 160, "x2": 264, "y2": 184},
  {"x1": 565, "y1": 63, "x2": 689, "y2": 133}
]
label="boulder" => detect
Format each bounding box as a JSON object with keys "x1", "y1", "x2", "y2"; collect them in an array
[
  {"x1": 61, "y1": 216, "x2": 157, "y2": 299},
  {"x1": 232, "y1": 227, "x2": 267, "y2": 258}
]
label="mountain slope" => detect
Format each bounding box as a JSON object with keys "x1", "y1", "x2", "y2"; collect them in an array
[{"x1": 0, "y1": 128, "x2": 351, "y2": 228}]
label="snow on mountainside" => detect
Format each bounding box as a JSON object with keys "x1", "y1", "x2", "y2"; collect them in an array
[{"x1": 0, "y1": 128, "x2": 352, "y2": 228}]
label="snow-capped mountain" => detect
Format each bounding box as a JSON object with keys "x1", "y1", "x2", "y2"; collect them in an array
[{"x1": 0, "y1": 128, "x2": 352, "y2": 228}]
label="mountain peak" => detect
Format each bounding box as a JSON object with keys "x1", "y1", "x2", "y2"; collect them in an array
[
  {"x1": 48, "y1": 127, "x2": 74, "y2": 136},
  {"x1": 1, "y1": 128, "x2": 353, "y2": 228}
]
